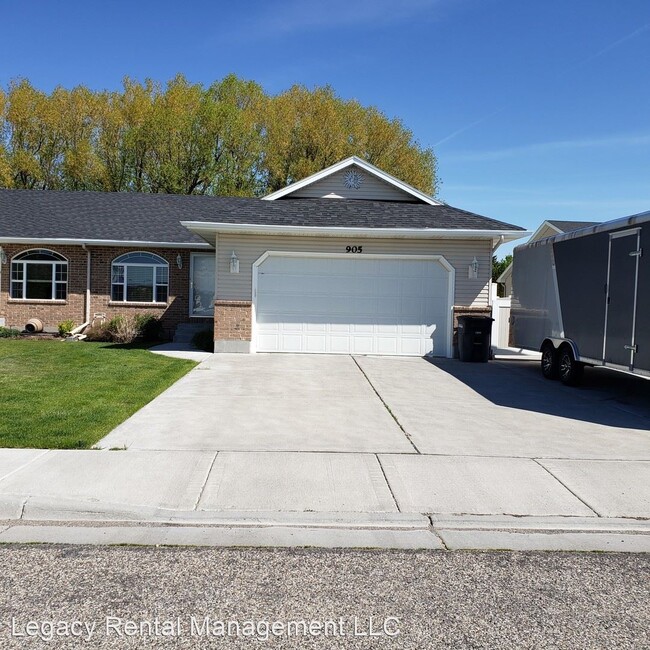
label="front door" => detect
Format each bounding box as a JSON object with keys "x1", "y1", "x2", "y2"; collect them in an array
[
  {"x1": 190, "y1": 253, "x2": 216, "y2": 317},
  {"x1": 604, "y1": 230, "x2": 641, "y2": 368}
]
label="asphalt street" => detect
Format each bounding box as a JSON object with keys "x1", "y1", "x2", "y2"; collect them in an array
[{"x1": 0, "y1": 546, "x2": 647, "y2": 649}]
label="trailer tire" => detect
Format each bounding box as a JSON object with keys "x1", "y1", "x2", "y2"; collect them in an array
[
  {"x1": 541, "y1": 343, "x2": 559, "y2": 380},
  {"x1": 558, "y1": 346, "x2": 584, "y2": 386}
]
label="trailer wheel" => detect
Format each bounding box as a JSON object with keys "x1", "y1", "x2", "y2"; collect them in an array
[
  {"x1": 558, "y1": 346, "x2": 584, "y2": 386},
  {"x1": 541, "y1": 343, "x2": 559, "y2": 380}
]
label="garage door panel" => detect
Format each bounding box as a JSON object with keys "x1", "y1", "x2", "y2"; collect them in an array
[
  {"x1": 398, "y1": 278, "x2": 422, "y2": 297},
  {"x1": 305, "y1": 334, "x2": 327, "y2": 352},
  {"x1": 376, "y1": 337, "x2": 398, "y2": 355},
  {"x1": 255, "y1": 255, "x2": 451, "y2": 357},
  {"x1": 330, "y1": 336, "x2": 352, "y2": 353},
  {"x1": 377, "y1": 296, "x2": 401, "y2": 317},
  {"x1": 351, "y1": 336, "x2": 374, "y2": 354},
  {"x1": 305, "y1": 322, "x2": 327, "y2": 333}
]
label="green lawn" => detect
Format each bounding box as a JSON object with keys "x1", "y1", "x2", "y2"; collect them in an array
[{"x1": 0, "y1": 340, "x2": 197, "y2": 449}]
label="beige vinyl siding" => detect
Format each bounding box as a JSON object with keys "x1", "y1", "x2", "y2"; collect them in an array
[
  {"x1": 216, "y1": 234, "x2": 492, "y2": 306},
  {"x1": 287, "y1": 167, "x2": 418, "y2": 201}
]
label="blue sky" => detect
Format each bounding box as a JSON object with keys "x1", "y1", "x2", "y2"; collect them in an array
[{"x1": 1, "y1": 0, "x2": 649, "y2": 257}]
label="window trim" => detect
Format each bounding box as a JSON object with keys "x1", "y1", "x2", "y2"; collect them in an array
[
  {"x1": 10, "y1": 249, "x2": 68, "y2": 301},
  {"x1": 111, "y1": 252, "x2": 169, "y2": 304}
]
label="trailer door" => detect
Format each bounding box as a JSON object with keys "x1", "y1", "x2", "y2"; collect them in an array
[{"x1": 604, "y1": 229, "x2": 641, "y2": 368}]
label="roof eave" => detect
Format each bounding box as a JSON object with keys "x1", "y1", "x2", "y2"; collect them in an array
[
  {"x1": 0, "y1": 237, "x2": 212, "y2": 249},
  {"x1": 181, "y1": 221, "x2": 529, "y2": 245}
]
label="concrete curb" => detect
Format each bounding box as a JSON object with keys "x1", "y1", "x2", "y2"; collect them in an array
[
  {"x1": 0, "y1": 525, "x2": 443, "y2": 550},
  {"x1": 0, "y1": 498, "x2": 648, "y2": 551}
]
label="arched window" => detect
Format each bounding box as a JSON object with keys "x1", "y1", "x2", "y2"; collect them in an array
[
  {"x1": 111, "y1": 252, "x2": 169, "y2": 303},
  {"x1": 11, "y1": 249, "x2": 68, "y2": 300}
]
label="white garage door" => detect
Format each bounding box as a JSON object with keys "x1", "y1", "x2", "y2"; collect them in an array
[{"x1": 254, "y1": 254, "x2": 452, "y2": 357}]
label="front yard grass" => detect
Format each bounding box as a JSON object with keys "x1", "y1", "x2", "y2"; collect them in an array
[{"x1": 0, "y1": 340, "x2": 197, "y2": 449}]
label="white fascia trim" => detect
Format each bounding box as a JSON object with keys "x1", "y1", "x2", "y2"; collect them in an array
[
  {"x1": 0, "y1": 237, "x2": 212, "y2": 249},
  {"x1": 181, "y1": 220, "x2": 529, "y2": 243},
  {"x1": 496, "y1": 263, "x2": 513, "y2": 283},
  {"x1": 262, "y1": 156, "x2": 441, "y2": 205},
  {"x1": 528, "y1": 220, "x2": 562, "y2": 243}
]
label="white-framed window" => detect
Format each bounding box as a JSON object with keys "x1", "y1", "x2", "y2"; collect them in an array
[
  {"x1": 111, "y1": 252, "x2": 169, "y2": 303},
  {"x1": 11, "y1": 249, "x2": 68, "y2": 300}
]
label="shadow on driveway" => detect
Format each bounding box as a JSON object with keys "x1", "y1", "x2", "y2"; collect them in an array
[{"x1": 426, "y1": 358, "x2": 650, "y2": 431}]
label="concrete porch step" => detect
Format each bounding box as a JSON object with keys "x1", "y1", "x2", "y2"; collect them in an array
[{"x1": 173, "y1": 323, "x2": 212, "y2": 344}]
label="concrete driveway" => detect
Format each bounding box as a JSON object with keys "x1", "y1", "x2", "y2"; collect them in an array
[
  {"x1": 94, "y1": 353, "x2": 650, "y2": 522},
  {"x1": 2, "y1": 354, "x2": 648, "y2": 549},
  {"x1": 99, "y1": 354, "x2": 414, "y2": 453},
  {"x1": 99, "y1": 353, "x2": 650, "y2": 458}
]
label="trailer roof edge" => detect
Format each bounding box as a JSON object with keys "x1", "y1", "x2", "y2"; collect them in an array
[{"x1": 514, "y1": 209, "x2": 650, "y2": 252}]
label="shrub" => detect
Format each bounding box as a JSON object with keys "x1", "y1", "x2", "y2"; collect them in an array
[
  {"x1": 192, "y1": 329, "x2": 214, "y2": 352},
  {"x1": 108, "y1": 315, "x2": 139, "y2": 344},
  {"x1": 58, "y1": 320, "x2": 76, "y2": 337},
  {"x1": 133, "y1": 314, "x2": 163, "y2": 342},
  {"x1": 0, "y1": 326, "x2": 21, "y2": 338},
  {"x1": 84, "y1": 315, "x2": 163, "y2": 345},
  {"x1": 83, "y1": 323, "x2": 113, "y2": 342}
]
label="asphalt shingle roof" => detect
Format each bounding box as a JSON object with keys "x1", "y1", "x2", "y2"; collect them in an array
[
  {"x1": 0, "y1": 189, "x2": 524, "y2": 244},
  {"x1": 547, "y1": 219, "x2": 600, "y2": 233}
]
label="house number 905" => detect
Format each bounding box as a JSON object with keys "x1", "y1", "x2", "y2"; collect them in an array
[{"x1": 345, "y1": 246, "x2": 363, "y2": 253}]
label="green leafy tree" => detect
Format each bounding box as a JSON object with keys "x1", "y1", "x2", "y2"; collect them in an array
[
  {"x1": 492, "y1": 254, "x2": 512, "y2": 297},
  {"x1": 0, "y1": 76, "x2": 438, "y2": 197},
  {"x1": 262, "y1": 84, "x2": 436, "y2": 195},
  {"x1": 492, "y1": 254, "x2": 513, "y2": 282}
]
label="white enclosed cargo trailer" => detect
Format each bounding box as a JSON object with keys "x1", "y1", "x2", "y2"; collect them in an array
[{"x1": 511, "y1": 210, "x2": 649, "y2": 385}]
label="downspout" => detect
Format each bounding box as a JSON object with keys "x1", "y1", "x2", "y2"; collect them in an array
[
  {"x1": 489, "y1": 236, "x2": 506, "y2": 307},
  {"x1": 81, "y1": 244, "x2": 91, "y2": 324},
  {"x1": 0, "y1": 247, "x2": 5, "y2": 326}
]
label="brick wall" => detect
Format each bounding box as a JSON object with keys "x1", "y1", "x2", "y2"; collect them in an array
[
  {"x1": 214, "y1": 300, "x2": 252, "y2": 341},
  {"x1": 0, "y1": 244, "x2": 211, "y2": 336}
]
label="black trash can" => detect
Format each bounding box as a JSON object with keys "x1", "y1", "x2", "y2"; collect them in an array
[{"x1": 457, "y1": 315, "x2": 494, "y2": 362}]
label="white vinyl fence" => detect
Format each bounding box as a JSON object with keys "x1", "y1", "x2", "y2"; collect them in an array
[{"x1": 490, "y1": 283, "x2": 511, "y2": 349}]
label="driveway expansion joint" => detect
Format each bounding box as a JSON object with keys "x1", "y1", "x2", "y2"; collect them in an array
[
  {"x1": 351, "y1": 355, "x2": 420, "y2": 453},
  {"x1": 375, "y1": 455, "x2": 401, "y2": 512},
  {"x1": 193, "y1": 451, "x2": 219, "y2": 511},
  {"x1": 533, "y1": 458, "x2": 602, "y2": 517}
]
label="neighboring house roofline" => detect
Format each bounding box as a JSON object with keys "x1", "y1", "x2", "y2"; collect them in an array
[
  {"x1": 517, "y1": 209, "x2": 649, "y2": 251},
  {"x1": 496, "y1": 264, "x2": 512, "y2": 284},
  {"x1": 181, "y1": 220, "x2": 529, "y2": 244},
  {"x1": 262, "y1": 156, "x2": 442, "y2": 205},
  {"x1": 528, "y1": 220, "x2": 563, "y2": 241},
  {"x1": 497, "y1": 219, "x2": 600, "y2": 283}
]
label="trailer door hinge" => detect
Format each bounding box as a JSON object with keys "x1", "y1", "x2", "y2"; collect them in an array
[
  {"x1": 629, "y1": 248, "x2": 642, "y2": 257},
  {"x1": 624, "y1": 344, "x2": 638, "y2": 353}
]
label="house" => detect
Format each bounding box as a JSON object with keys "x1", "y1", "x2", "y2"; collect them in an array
[
  {"x1": 0, "y1": 157, "x2": 527, "y2": 357},
  {"x1": 497, "y1": 219, "x2": 600, "y2": 296}
]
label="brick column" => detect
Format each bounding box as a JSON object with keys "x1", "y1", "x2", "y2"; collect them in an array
[{"x1": 214, "y1": 300, "x2": 252, "y2": 353}]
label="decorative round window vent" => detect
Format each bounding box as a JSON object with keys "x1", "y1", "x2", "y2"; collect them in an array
[{"x1": 344, "y1": 169, "x2": 363, "y2": 190}]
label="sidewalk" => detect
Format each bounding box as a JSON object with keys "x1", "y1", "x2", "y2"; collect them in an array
[{"x1": 0, "y1": 448, "x2": 648, "y2": 551}]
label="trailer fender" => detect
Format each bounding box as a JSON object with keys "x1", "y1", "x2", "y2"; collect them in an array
[{"x1": 540, "y1": 337, "x2": 580, "y2": 360}]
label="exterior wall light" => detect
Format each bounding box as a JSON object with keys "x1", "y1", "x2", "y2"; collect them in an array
[
  {"x1": 230, "y1": 251, "x2": 240, "y2": 274},
  {"x1": 176, "y1": 254, "x2": 183, "y2": 269},
  {"x1": 469, "y1": 257, "x2": 479, "y2": 279},
  {"x1": 0, "y1": 247, "x2": 6, "y2": 265}
]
